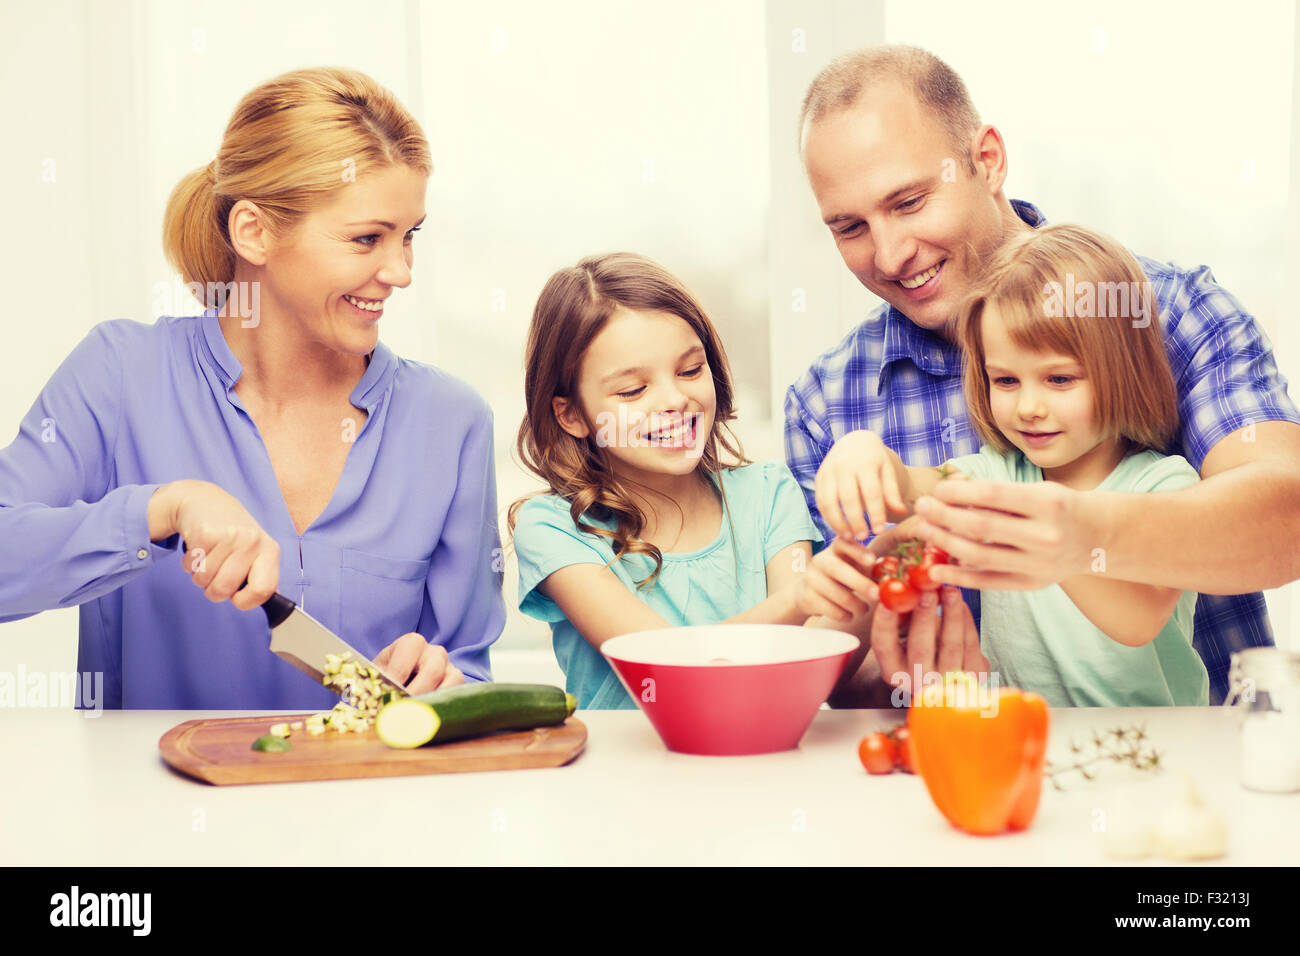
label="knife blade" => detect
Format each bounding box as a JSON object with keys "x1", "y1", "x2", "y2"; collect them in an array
[{"x1": 261, "y1": 592, "x2": 409, "y2": 699}]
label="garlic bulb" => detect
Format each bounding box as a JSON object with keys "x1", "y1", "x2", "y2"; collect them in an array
[{"x1": 1152, "y1": 777, "x2": 1227, "y2": 860}]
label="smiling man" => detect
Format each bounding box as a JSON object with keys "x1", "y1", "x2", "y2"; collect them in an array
[{"x1": 784, "y1": 45, "x2": 1300, "y2": 704}]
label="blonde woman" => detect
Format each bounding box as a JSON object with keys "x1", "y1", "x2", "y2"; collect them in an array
[
  {"x1": 0, "y1": 68, "x2": 505, "y2": 708},
  {"x1": 810, "y1": 224, "x2": 1210, "y2": 706}
]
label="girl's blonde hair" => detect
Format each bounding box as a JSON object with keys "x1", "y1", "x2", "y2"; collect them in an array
[
  {"x1": 955, "y1": 223, "x2": 1180, "y2": 457},
  {"x1": 508, "y1": 252, "x2": 749, "y2": 588},
  {"x1": 162, "y1": 67, "x2": 431, "y2": 306}
]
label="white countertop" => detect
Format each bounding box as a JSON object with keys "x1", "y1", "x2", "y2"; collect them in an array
[{"x1": 2, "y1": 706, "x2": 1297, "y2": 866}]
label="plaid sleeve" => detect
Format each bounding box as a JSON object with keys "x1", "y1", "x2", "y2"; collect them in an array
[
  {"x1": 783, "y1": 376, "x2": 834, "y2": 548},
  {"x1": 1160, "y1": 263, "x2": 1300, "y2": 471}
]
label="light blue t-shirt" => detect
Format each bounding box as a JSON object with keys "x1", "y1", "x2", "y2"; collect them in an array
[
  {"x1": 944, "y1": 445, "x2": 1209, "y2": 707},
  {"x1": 513, "y1": 461, "x2": 823, "y2": 709}
]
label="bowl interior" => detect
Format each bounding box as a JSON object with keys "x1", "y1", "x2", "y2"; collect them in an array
[{"x1": 601, "y1": 624, "x2": 858, "y2": 668}]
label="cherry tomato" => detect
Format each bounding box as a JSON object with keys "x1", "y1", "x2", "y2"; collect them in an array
[
  {"x1": 891, "y1": 726, "x2": 917, "y2": 774},
  {"x1": 879, "y1": 578, "x2": 919, "y2": 613},
  {"x1": 924, "y1": 545, "x2": 950, "y2": 565},
  {"x1": 906, "y1": 559, "x2": 942, "y2": 592},
  {"x1": 858, "y1": 732, "x2": 897, "y2": 775},
  {"x1": 870, "y1": 555, "x2": 901, "y2": 583}
]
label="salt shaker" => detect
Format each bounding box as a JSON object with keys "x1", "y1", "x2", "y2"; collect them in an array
[{"x1": 1224, "y1": 647, "x2": 1300, "y2": 793}]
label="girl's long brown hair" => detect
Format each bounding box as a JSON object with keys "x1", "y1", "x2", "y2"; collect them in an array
[{"x1": 508, "y1": 252, "x2": 749, "y2": 587}]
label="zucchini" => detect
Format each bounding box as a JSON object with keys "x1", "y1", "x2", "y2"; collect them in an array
[{"x1": 375, "y1": 683, "x2": 577, "y2": 749}]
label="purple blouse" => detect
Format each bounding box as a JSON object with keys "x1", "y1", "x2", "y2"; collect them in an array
[{"x1": 0, "y1": 311, "x2": 506, "y2": 708}]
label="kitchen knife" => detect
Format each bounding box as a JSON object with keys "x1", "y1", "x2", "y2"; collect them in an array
[{"x1": 261, "y1": 592, "x2": 409, "y2": 699}]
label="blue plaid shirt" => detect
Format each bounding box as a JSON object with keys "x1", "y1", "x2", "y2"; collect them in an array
[{"x1": 784, "y1": 200, "x2": 1300, "y2": 705}]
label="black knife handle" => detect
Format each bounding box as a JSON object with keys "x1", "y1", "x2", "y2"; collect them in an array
[
  {"x1": 233, "y1": 571, "x2": 295, "y2": 627},
  {"x1": 260, "y1": 590, "x2": 297, "y2": 628}
]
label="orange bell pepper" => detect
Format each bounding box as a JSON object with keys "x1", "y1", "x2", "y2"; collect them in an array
[{"x1": 906, "y1": 675, "x2": 1050, "y2": 836}]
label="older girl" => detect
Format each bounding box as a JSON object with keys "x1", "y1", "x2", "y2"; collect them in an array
[{"x1": 509, "y1": 253, "x2": 851, "y2": 709}]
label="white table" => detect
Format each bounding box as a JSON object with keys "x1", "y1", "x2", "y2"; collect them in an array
[{"x1": 1, "y1": 706, "x2": 1297, "y2": 866}]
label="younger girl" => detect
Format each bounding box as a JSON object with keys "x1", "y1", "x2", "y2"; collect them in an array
[
  {"x1": 813, "y1": 223, "x2": 1209, "y2": 706},
  {"x1": 509, "y1": 253, "x2": 838, "y2": 709}
]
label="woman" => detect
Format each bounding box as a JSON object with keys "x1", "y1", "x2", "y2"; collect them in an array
[{"x1": 0, "y1": 68, "x2": 505, "y2": 709}]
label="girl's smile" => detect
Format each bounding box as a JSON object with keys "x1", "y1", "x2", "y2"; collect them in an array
[{"x1": 554, "y1": 307, "x2": 718, "y2": 489}]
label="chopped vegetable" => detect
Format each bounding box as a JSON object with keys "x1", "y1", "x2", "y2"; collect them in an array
[
  {"x1": 297, "y1": 651, "x2": 394, "y2": 738},
  {"x1": 252, "y1": 734, "x2": 292, "y2": 753},
  {"x1": 268, "y1": 723, "x2": 291, "y2": 738}
]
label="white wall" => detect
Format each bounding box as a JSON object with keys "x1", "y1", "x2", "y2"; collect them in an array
[{"x1": 1, "y1": 0, "x2": 1296, "y2": 686}]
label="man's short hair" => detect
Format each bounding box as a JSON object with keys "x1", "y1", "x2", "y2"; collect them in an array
[{"x1": 799, "y1": 45, "x2": 981, "y2": 174}]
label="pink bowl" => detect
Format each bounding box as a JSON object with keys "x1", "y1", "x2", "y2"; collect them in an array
[{"x1": 601, "y1": 625, "x2": 859, "y2": 755}]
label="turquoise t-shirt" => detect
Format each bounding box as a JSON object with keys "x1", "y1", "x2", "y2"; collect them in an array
[
  {"x1": 944, "y1": 446, "x2": 1209, "y2": 707},
  {"x1": 513, "y1": 461, "x2": 823, "y2": 709}
]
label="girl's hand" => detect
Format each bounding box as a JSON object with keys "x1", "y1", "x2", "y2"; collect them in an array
[
  {"x1": 151, "y1": 479, "x2": 281, "y2": 611},
  {"x1": 374, "y1": 635, "x2": 465, "y2": 695},
  {"x1": 797, "y1": 537, "x2": 879, "y2": 623},
  {"x1": 814, "y1": 430, "x2": 909, "y2": 541}
]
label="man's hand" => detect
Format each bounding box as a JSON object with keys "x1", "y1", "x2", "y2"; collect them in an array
[
  {"x1": 871, "y1": 584, "x2": 989, "y2": 691},
  {"x1": 912, "y1": 478, "x2": 1098, "y2": 591},
  {"x1": 374, "y1": 634, "x2": 465, "y2": 695}
]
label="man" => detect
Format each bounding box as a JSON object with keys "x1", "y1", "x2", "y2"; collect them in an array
[{"x1": 786, "y1": 45, "x2": 1300, "y2": 705}]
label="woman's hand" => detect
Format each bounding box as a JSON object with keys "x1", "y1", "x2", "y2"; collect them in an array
[
  {"x1": 373, "y1": 635, "x2": 465, "y2": 695},
  {"x1": 150, "y1": 479, "x2": 281, "y2": 611},
  {"x1": 814, "y1": 430, "x2": 910, "y2": 541}
]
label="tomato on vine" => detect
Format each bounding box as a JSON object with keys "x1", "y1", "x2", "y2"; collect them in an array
[{"x1": 879, "y1": 578, "x2": 919, "y2": 613}]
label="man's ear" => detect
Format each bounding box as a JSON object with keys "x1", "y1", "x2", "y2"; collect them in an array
[
  {"x1": 969, "y1": 124, "x2": 1009, "y2": 195},
  {"x1": 227, "y1": 199, "x2": 273, "y2": 267},
  {"x1": 552, "y1": 396, "x2": 590, "y2": 439}
]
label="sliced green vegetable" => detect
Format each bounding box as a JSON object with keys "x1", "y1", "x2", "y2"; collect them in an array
[
  {"x1": 377, "y1": 683, "x2": 573, "y2": 748},
  {"x1": 252, "y1": 734, "x2": 292, "y2": 753},
  {"x1": 374, "y1": 699, "x2": 442, "y2": 749}
]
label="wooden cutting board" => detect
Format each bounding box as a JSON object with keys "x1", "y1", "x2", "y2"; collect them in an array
[{"x1": 159, "y1": 713, "x2": 588, "y2": 785}]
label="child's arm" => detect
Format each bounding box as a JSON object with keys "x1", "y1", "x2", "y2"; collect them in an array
[
  {"x1": 1059, "y1": 574, "x2": 1185, "y2": 647},
  {"x1": 539, "y1": 565, "x2": 673, "y2": 650},
  {"x1": 766, "y1": 536, "x2": 888, "y2": 702},
  {"x1": 539, "y1": 544, "x2": 811, "y2": 652},
  {"x1": 816, "y1": 430, "x2": 947, "y2": 540}
]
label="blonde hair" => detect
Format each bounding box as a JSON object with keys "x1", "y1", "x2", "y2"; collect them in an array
[
  {"x1": 957, "y1": 223, "x2": 1180, "y2": 456},
  {"x1": 508, "y1": 252, "x2": 749, "y2": 589},
  {"x1": 162, "y1": 67, "x2": 431, "y2": 307},
  {"x1": 799, "y1": 45, "x2": 980, "y2": 172}
]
